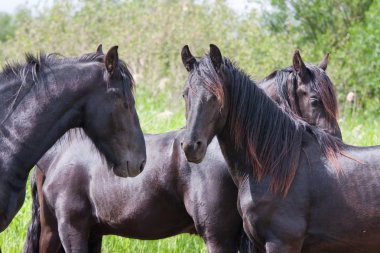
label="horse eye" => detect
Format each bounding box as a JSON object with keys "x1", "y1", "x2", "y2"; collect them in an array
[
  {"x1": 207, "y1": 95, "x2": 217, "y2": 102},
  {"x1": 310, "y1": 97, "x2": 320, "y2": 105}
]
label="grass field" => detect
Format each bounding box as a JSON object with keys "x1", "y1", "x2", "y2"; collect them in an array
[{"x1": 0, "y1": 89, "x2": 378, "y2": 252}]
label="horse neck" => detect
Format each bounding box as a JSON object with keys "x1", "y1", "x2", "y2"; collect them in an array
[
  {"x1": 217, "y1": 71, "x2": 304, "y2": 193},
  {"x1": 257, "y1": 74, "x2": 282, "y2": 104},
  {"x1": 0, "y1": 63, "x2": 103, "y2": 182},
  {"x1": 216, "y1": 132, "x2": 250, "y2": 187}
]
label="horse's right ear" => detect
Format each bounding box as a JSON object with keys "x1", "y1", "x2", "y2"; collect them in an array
[
  {"x1": 181, "y1": 45, "x2": 196, "y2": 72},
  {"x1": 319, "y1": 53, "x2": 329, "y2": 71},
  {"x1": 293, "y1": 50, "x2": 307, "y2": 78},
  {"x1": 105, "y1": 45, "x2": 119, "y2": 76},
  {"x1": 96, "y1": 44, "x2": 104, "y2": 54}
]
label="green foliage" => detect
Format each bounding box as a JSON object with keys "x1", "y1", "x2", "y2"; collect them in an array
[
  {"x1": 259, "y1": 0, "x2": 379, "y2": 115},
  {"x1": 0, "y1": 0, "x2": 294, "y2": 98},
  {"x1": 335, "y1": 0, "x2": 380, "y2": 115},
  {"x1": 0, "y1": 8, "x2": 31, "y2": 42},
  {"x1": 0, "y1": 0, "x2": 378, "y2": 111},
  {"x1": 262, "y1": 0, "x2": 373, "y2": 49},
  {"x1": 0, "y1": 13, "x2": 14, "y2": 42}
]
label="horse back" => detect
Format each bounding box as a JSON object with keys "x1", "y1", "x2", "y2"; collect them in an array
[{"x1": 301, "y1": 144, "x2": 380, "y2": 252}]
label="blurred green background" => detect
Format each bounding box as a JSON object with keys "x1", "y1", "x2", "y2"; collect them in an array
[{"x1": 0, "y1": 0, "x2": 379, "y2": 252}]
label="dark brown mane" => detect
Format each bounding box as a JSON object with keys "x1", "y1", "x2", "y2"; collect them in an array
[
  {"x1": 305, "y1": 64, "x2": 339, "y2": 123},
  {"x1": 191, "y1": 55, "x2": 343, "y2": 195}
]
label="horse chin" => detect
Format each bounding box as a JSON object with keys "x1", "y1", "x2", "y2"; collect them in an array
[
  {"x1": 113, "y1": 164, "x2": 141, "y2": 178},
  {"x1": 181, "y1": 140, "x2": 207, "y2": 164},
  {"x1": 184, "y1": 150, "x2": 206, "y2": 164},
  {"x1": 0, "y1": 219, "x2": 6, "y2": 233},
  {"x1": 0, "y1": 213, "x2": 11, "y2": 233},
  {"x1": 189, "y1": 157, "x2": 204, "y2": 164}
]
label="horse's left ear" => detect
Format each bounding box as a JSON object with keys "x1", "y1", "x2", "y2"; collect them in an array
[
  {"x1": 105, "y1": 45, "x2": 119, "y2": 76},
  {"x1": 181, "y1": 45, "x2": 196, "y2": 72},
  {"x1": 319, "y1": 53, "x2": 329, "y2": 71},
  {"x1": 210, "y1": 44, "x2": 223, "y2": 71},
  {"x1": 293, "y1": 50, "x2": 307, "y2": 78},
  {"x1": 96, "y1": 44, "x2": 104, "y2": 54}
]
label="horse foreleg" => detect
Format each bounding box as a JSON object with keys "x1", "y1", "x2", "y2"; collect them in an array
[
  {"x1": 265, "y1": 240, "x2": 302, "y2": 253},
  {"x1": 204, "y1": 240, "x2": 238, "y2": 253},
  {"x1": 88, "y1": 237, "x2": 102, "y2": 253},
  {"x1": 39, "y1": 184, "x2": 62, "y2": 253},
  {"x1": 58, "y1": 220, "x2": 89, "y2": 253},
  {"x1": 39, "y1": 227, "x2": 62, "y2": 253},
  {"x1": 56, "y1": 206, "x2": 91, "y2": 253}
]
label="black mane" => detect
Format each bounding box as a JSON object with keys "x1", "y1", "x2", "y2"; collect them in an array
[{"x1": 0, "y1": 51, "x2": 134, "y2": 124}]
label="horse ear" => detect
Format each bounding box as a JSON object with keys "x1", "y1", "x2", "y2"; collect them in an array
[
  {"x1": 293, "y1": 50, "x2": 307, "y2": 78},
  {"x1": 96, "y1": 44, "x2": 103, "y2": 54},
  {"x1": 209, "y1": 44, "x2": 223, "y2": 71},
  {"x1": 181, "y1": 45, "x2": 196, "y2": 72},
  {"x1": 105, "y1": 45, "x2": 119, "y2": 76},
  {"x1": 319, "y1": 53, "x2": 329, "y2": 71}
]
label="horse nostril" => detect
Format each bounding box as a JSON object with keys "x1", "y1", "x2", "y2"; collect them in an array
[
  {"x1": 196, "y1": 140, "x2": 202, "y2": 147},
  {"x1": 140, "y1": 160, "x2": 146, "y2": 173},
  {"x1": 180, "y1": 141, "x2": 184, "y2": 148}
]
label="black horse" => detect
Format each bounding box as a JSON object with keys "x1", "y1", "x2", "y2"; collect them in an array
[
  {"x1": 27, "y1": 131, "x2": 241, "y2": 253},
  {"x1": 23, "y1": 50, "x2": 341, "y2": 253},
  {"x1": 0, "y1": 45, "x2": 146, "y2": 233},
  {"x1": 181, "y1": 44, "x2": 380, "y2": 253}
]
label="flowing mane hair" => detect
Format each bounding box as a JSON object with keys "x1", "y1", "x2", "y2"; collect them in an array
[
  {"x1": 262, "y1": 65, "x2": 339, "y2": 129},
  {"x1": 190, "y1": 55, "x2": 343, "y2": 195},
  {"x1": 0, "y1": 51, "x2": 134, "y2": 124}
]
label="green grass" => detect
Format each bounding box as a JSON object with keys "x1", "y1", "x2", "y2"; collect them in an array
[
  {"x1": 0, "y1": 90, "x2": 379, "y2": 252},
  {"x1": 339, "y1": 114, "x2": 380, "y2": 146}
]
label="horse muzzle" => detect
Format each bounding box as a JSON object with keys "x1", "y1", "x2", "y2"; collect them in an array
[
  {"x1": 113, "y1": 158, "x2": 146, "y2": 178},
  {"x1": 181, "y1": 138, "x2": 207, "y2": 164},
  {"x1": 0, "y1": 213, "x2": 8, "y2": 233}
]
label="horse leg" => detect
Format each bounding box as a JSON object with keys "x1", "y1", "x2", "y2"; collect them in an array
[
  {"x1": 184, "y1": 174, "x2": 241, "y2": 253},
  {"x1": 55, "y1": 200, "x2": 91, "y2": 253},
  {"x1": 201, "y1": 217, "x2": 241, "y2": 253},
  {"x1": 57, "y1": 219, "x2": 90, "y2": 253},
  {"x1": 265, "y1": 241, "x2": 302, "y2": 253},
  {"x1": 88, "y1": 237, "x2": 102, "y2": 253},
  {"x1": 203, "y1": 240, "x2": 237, "y2": 253},
  {"x1": 38, "y1": 172, "x2": 62, "y2": 253},
  {"x1": 39, "y1": 226, "x2": 62, "y2": 253},
  {"x1": 241, "y1": 214, "x2": 303, "y2": 253}
]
